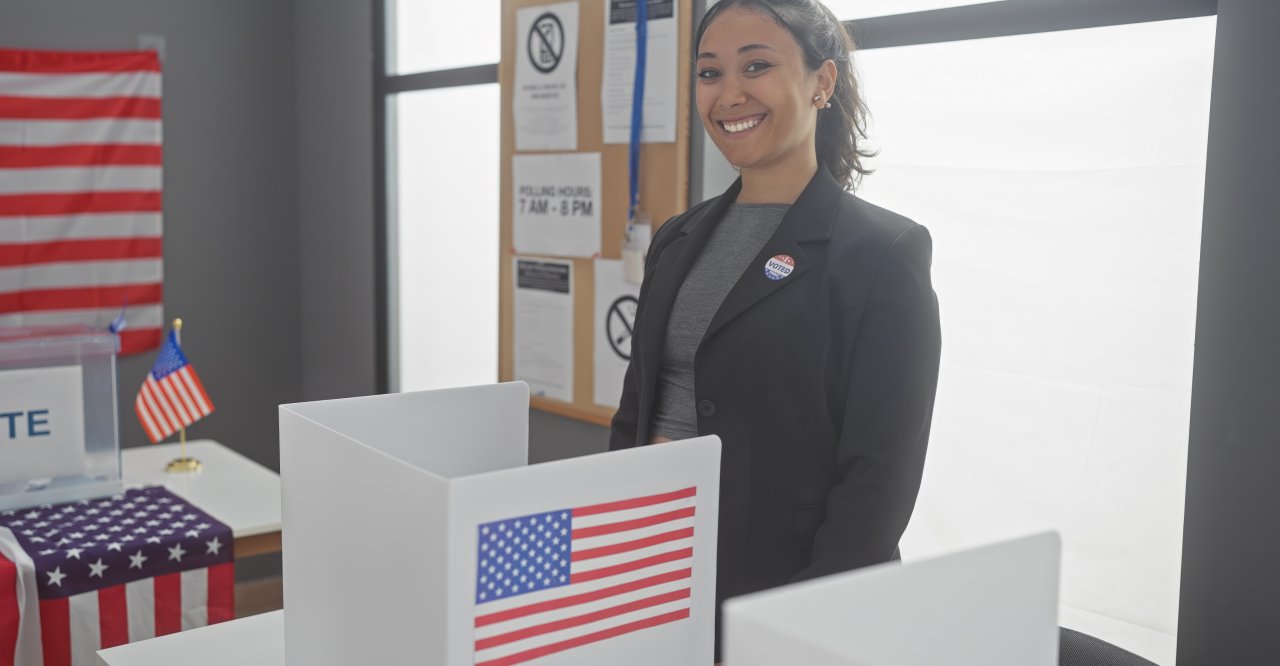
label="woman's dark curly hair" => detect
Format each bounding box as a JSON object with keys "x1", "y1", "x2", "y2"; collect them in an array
[{"x1": 695, "y1": 0, "x2": 874, "y2": 190}]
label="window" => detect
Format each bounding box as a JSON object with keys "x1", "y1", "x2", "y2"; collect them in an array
[
  {"x1": 822, "y1": 0, "x2": 1005, "y2": 20},
  {"x1": 392, "y1": 85, "x2": 500, "y2": 392},
  {"x1": 381, "y1": 1, "x2": 501, "y2": 392},
  {"x1": 390, "y1": 0, "x2": 500, "y2": 74},
  {"x1": 853, "y1": 16, "x2": 1215, "y2": 665}
]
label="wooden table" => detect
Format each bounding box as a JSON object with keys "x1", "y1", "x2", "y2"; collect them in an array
[
  {"x1": 96, "y1": 610, "x2": 284, "y2": 665},
  {"x1": 121, "y1": 440, "x2": 282, "y2": 557}
]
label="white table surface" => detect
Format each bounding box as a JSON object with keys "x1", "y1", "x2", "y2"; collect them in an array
[
  {"x1": 121, "y1": 440, "x2": 281, "y2": 538},
  {"x1": 96, "y1": 610, "x2": 284, "y2": 665}
]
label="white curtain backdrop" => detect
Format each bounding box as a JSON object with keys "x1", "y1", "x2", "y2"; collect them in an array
[{"x1": 851, "y1": 17, "x2": 1216, "y2": 665}]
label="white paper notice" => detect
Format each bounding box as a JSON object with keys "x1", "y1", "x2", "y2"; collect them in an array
[
  {"x1": 514, "y1": 258, "x2": 574, "y2": 402},
  {"x1": 602, "y1": 0, "x2": 678, "y2": 144},
  {"x1": 0, "y1": 365, "x2": 86, "y2": 485},
  {"x1": 512, "y1": 152, "x2": 602, "y2": 258},
  {"x1": 593, "y1": 259, "x2": 641, "y2": 408},
  {"x1": 514, "y1": 2, "x2": 580, "y2": 151}
]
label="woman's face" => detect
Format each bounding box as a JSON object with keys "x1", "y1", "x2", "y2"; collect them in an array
[{"x1": 695, "y1": 7, "x2": 827, "y2": 175}]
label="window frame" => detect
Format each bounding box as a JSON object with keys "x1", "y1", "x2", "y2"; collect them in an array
[{"x1": 374, "y1": 0, "x2": 500, "y2": 393}]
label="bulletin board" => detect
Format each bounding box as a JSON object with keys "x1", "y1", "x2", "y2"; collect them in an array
[{"x1": 499, "y1": 0, "x2": 693, "y2": 426}]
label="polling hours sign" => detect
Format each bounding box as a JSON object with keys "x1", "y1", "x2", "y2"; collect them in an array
[
  {"x1": 512, "y1": 152, "x2": 602, "y2": 258},
  {"x1": 0, "y1": 365, "x2": 87, "y2": 486}
]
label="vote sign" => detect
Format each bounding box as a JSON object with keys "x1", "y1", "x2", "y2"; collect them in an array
[{"x1": 0, "y1": 365, "x2": 87, "y2": 486}]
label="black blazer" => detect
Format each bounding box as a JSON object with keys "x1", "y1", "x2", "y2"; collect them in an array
[{"x1": 609, "y1": 169, "x2": 942, "y2": 635}]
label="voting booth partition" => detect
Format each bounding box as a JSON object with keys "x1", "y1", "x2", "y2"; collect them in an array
[
  {"x1": 279, "y1": 382, "x2": 721, "y2": 666},
  {"x1": 722, "y1": 532, "x2": 1063, "y2": 666}
]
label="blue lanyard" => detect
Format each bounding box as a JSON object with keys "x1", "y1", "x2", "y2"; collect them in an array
[{"x1": 628, "y1": 0, "x2": 648, "y2": 223}]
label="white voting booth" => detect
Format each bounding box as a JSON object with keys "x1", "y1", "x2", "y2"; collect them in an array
[
  {"x1": 279, "y1": 382, "x2": 721, "y2": 666},
  {"x1": 723, "y1": 532, "x2": 1062, "y2": 666}
]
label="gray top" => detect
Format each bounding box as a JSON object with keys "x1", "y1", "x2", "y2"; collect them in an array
[{"x1": 649, "y1": 202, "x2": 790, "y2": 440}]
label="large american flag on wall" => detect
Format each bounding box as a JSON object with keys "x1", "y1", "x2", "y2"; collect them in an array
[
  {"x1": 0, "y1": 486, "x2": 232, "y2": 666},
  {"x1": 473, "y1": 486, "x2": 697, "y2": 665},
  {"x1": 0, "y1": 48, "x2": 164, "y2": 354}
]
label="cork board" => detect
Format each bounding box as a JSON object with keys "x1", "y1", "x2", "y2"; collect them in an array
[{"x1": 499, "y1": 0, "x2": 692, "y2": 426}]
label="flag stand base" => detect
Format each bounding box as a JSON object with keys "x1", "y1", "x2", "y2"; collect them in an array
[{"x1": 165, "y1": 457, "x2": 203, "y2": 474}]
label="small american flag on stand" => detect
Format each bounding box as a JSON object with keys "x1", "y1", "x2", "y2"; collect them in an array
[
  {"x1": 472, "y1": 486, "x2": 698, "y2": 666},
  {"x1": 0, "y1": 486, "x2": 234, "y2": 665},
  {"x1": 134, "y1": 328, "x2": 213, "y2": 443}
]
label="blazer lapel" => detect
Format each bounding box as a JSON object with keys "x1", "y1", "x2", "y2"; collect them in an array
[{"x1": 702, "y1": 170, "x2": 842, "y2": 344}]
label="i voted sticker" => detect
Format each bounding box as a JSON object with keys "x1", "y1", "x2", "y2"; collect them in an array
[{"x1": 763, "y1": 254, "x2": 795, "y2": 281}]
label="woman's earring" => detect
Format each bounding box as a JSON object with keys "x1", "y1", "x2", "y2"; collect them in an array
[{"x1": 814, "y1": 94, "x2": 832, "y2": 109}]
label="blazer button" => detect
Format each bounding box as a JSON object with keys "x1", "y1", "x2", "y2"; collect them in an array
[{"x1": 697, "y1": 399, "x2": 717, "y2": 417}]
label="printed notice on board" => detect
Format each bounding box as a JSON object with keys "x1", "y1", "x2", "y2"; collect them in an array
[
  {"x1": 593, "y1": 259, "x2": 641, "y2": 408},
  {"x1": 512, "y1": 152, "x2": 602, "y2": 257},
  {"x1": 515, "y1": 2, "x2": 580, "y2": 151},
  {"x1": 514, "y1": 259, "x2": 574, "y2": 402},
  {"x1": 602, "y1": 0, "x2": 678, "y2": 144}
]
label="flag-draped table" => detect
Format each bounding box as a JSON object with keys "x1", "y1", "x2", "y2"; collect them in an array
[{"x1": 0, "y1": 486, "x2": 233, "y2": 666}]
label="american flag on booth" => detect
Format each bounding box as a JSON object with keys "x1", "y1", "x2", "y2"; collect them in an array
[
  {"x1": 0, "y1": 48, "x2": 164, "y2": 355},
  {"x1": 473, "y1": 486, "x2": 697, "y2": 665},
  {"x1": 0, "y1": 486, "x2": 233, "y2": 666},
  {"x1": 135, "y1": 329, "x2": 214, "y2": 443}
]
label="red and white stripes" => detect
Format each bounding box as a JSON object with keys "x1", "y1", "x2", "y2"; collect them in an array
[
  {"x1": 17, "y1": 565, "x2": 232, "y2": 666},
  {"x1": 0, "y1": 48, "x2": 164, "y2": 354}
]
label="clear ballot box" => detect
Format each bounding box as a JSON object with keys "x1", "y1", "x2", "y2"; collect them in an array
[{"x1": 0, "y1": 326, "x2": 122, "y2": 512}]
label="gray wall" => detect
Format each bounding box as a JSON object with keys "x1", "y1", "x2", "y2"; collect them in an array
[
  {"x1": 1178, "y1": 0, "x2": 1280, "y2": 663},
  {"x1": 296, "y1": 0, "x2": 377, "y2": 403},
  {"x1": 0, "y1": 0, "x2": 303, "y2": 473},
  {"x1": 529, "y1": 410, "x2": 608, "y2": 464}
]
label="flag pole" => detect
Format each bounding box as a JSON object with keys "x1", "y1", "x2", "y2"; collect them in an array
[{"x1": 165, "y1": 317, "x2": 202, "y2": 474}]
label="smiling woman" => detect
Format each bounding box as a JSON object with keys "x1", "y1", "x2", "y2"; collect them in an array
[
  {"x1": 608, "y1": 0, "x2": 942, "y2": 659},
  {"x1": 694, "y1": 0, "x2": 871, "y2": 201}
]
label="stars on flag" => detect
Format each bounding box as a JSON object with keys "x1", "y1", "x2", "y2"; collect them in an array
[
  {"x1": 47, "y1": 567, "x2": 66, "y2": 587},
  {"x1": 0, "y1": 485, "x2": 234, "y2": 598},
  {"x1": 476, "y1": 510, "x2": 572, "y2": 603}
]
